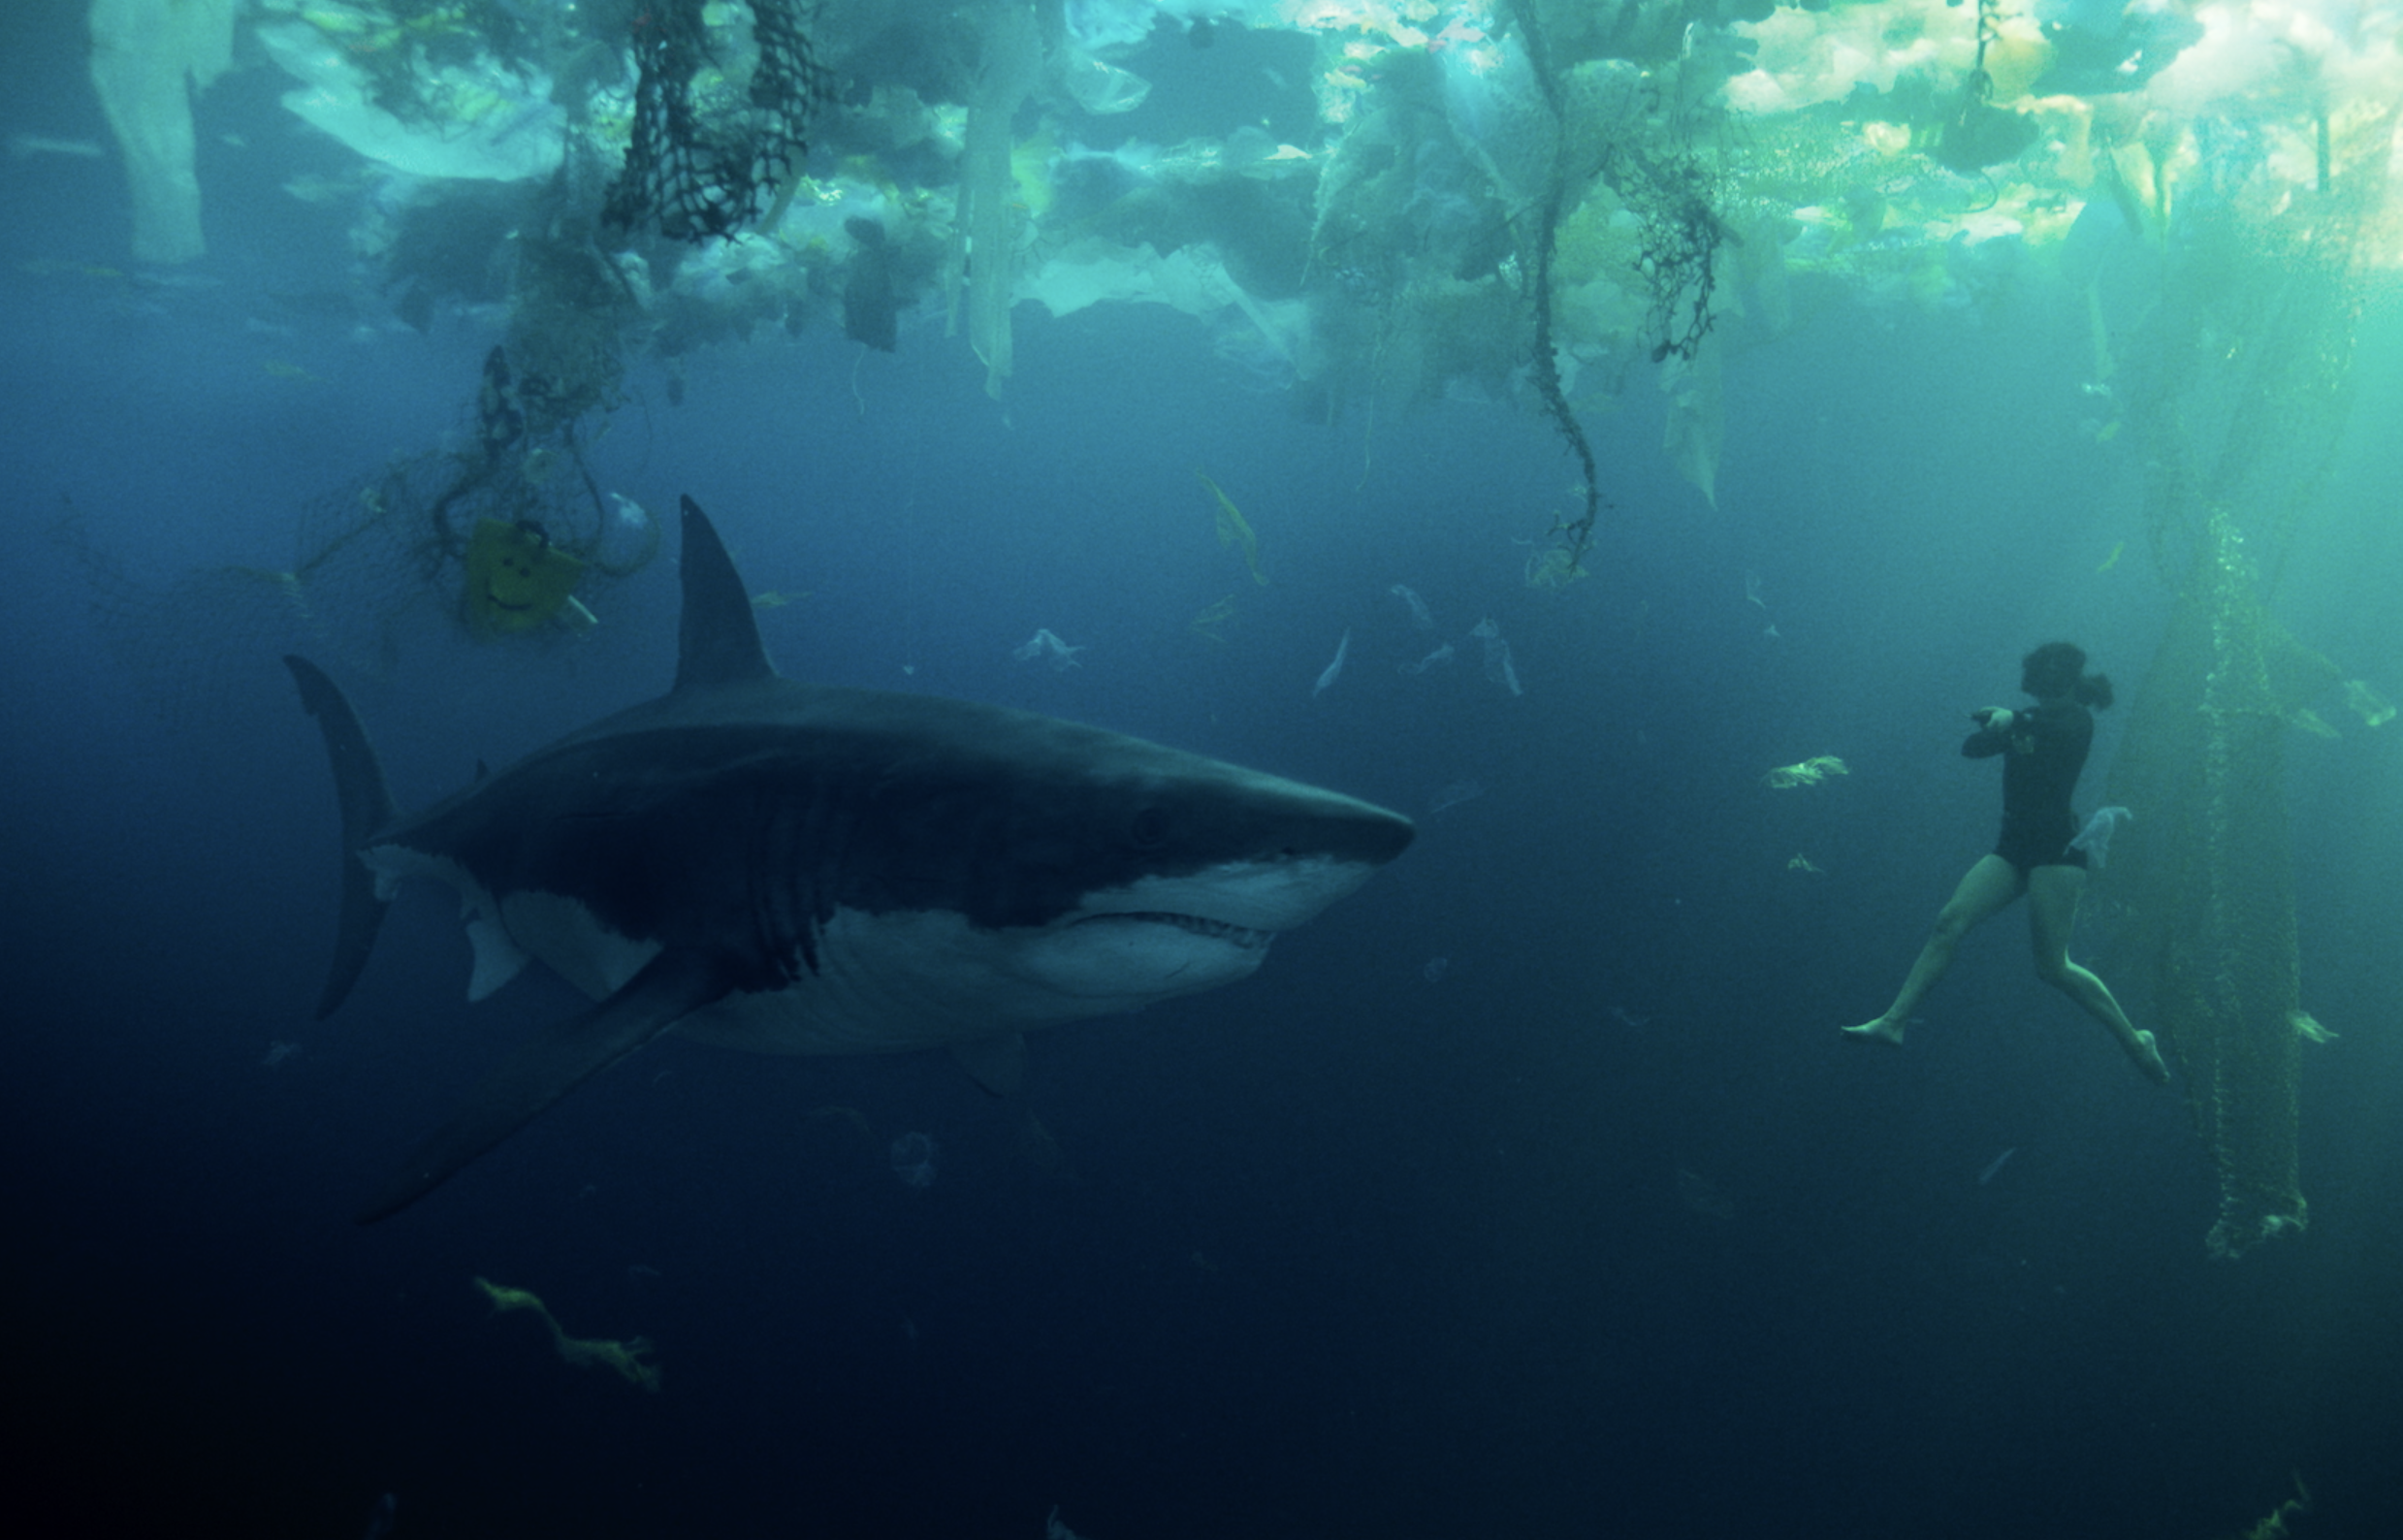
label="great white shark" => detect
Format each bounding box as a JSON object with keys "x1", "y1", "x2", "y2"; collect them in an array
[{"x1": 288, "y1": 497, "x2": 1414, "y2": 1221}]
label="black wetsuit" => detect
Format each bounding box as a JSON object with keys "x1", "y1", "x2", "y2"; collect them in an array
[{"x1": 1963, "y1": 702, "x2": 2093, "y2": 873}]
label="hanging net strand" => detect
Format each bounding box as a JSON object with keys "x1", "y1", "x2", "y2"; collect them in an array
[
  {"x1": 2102, "y1": 102, "x2": 2396, "y2": 1259},
  {"x1": 603, "y1": 0, "x2": 830, "y2": 243}
]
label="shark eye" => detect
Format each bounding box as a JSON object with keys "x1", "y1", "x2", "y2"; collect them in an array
[{"x1": 1128, "y1": 806, "x2": 1171, "y2": 850}]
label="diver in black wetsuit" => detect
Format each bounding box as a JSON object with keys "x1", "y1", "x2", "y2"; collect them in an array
[{"x1": 1844, "y1": 642, "x2": 2169, "y2": 1084}]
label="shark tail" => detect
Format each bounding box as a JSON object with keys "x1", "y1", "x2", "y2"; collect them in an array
[{"x1": 283, "y1": 657, "x2": 399, "y2": 1019}]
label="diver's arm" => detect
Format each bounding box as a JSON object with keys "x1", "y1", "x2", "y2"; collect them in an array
[{"x1": 1962, "y1": 707, "x2": 2014, "y2": 756}]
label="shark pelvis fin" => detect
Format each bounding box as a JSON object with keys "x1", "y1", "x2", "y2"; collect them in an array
[
  {"x1": 464, "y1": 914, "x2": 529, "y2": 1002},
  {"x1": 950, "y1": 1033, "x2": 1028, "y2": 1096}
]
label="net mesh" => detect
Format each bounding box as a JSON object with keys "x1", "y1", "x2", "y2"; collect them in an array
[
  {"x1": 56, "y1": 338, "x2": 661, "y2": 766},
  {"x1": 602, "y1": 0, "x2": 829, "y2": 243},
  {"x1": 2101, "y1": 107, "x2": 2393, "y2": 1258}
]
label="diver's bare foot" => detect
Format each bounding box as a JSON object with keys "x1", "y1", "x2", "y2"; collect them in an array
[
  {"x1": 1842, "y1": 1018, "x2": 1906, "y2": 1046},
  {"x1": 2122, "y1": 1028, "x2": 2171, "y2": 1085}
]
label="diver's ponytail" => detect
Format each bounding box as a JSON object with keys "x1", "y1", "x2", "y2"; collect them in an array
[{"x1": 2076, "y1": 671, "x2": 2114, "y2": 710}]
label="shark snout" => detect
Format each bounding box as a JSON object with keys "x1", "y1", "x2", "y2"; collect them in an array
[
  {"x1": 1346, "y1": 801, "x2": 1417, "y2": 867},
  {"x1": 1275, "y1": 787, "x2": 1416, "y2": 871}
]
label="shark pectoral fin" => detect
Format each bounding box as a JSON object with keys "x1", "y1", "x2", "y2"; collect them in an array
[
  {"x1": 950, "y1": 1033, "x2": 1028, "y2": 1096},
  {"x1": 357, "y1": 949, "x2": 731, "y2": 1224}
]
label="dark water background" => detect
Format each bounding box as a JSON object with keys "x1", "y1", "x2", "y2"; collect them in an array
[{"x1": 5, "y1": 14, "x2": 2401, "y2": 1540}]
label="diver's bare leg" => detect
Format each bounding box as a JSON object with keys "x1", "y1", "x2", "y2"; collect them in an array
[
  {"x1": 2027, "y1": 864, "x2": 2169, "y2": 1084},
  {"x1": 1844, "y1": 854, "x2": 2025, "y2": 1044}
]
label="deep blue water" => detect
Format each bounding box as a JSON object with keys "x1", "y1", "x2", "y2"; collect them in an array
[{"x1": 6, "y1": 14, "x2": 2403, "y2": 1540}]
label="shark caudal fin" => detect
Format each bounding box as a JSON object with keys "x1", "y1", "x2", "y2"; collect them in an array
[
  {"x1": 284, "y1": 656, "x2": 399, "y2": 1019},
  {"x1": 672, "y1": 496, "x2": 778, "y2": 691}
]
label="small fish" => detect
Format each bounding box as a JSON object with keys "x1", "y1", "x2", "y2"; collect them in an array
[
  {"x1": 1312, "y1": 628, "x2": 1351, "y2": 697},
  {"x1": 1763, "y1": 755, "x2": 1847, "y2": 789},
  {"x1": 1978, "y1": 1146, "x2": 2017, "y2": 1185},
  {"x1": 1470, "y1": 619, "x2": 1522, "y2": 696},
  {"x1": 1426, "y1": 780, "x2": 1483, "y2": 815},
  {"x1": 1398, "y1": 642, "x2": 1454, "y2": 676},
  {"x1": 1197, "y1": 470, "x2": 1267, "y2": 586},
  {"x1": 2096, "y1": 540, "x2": 2124, "y2": 574},
  {"x1": 1389, "y1": 584, "x2": 1434, "y2": 630},
  {"x1": 1012, "y1": 628, "x2": 1085, "y2": 670},
  {"x1": 1189, "y1": 593, "x2": 1238, "y2": 641},
  {"x1": 2289, "y1": 1011, "x2": 2336, "y2": 1044}
]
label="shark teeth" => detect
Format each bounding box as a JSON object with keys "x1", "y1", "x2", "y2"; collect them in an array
[{"x1": 1091, "y1": 913, "x2": 1273, "y2": 949}]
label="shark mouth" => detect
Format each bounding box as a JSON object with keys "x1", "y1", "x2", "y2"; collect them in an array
[{"x1": 1083, "y1": 912, "x2": 1275, "y2": 949}]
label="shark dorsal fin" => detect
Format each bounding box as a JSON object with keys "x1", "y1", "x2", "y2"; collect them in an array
[{"x1": 674, "y1": 496, "x2": 777, "y2": 692}]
